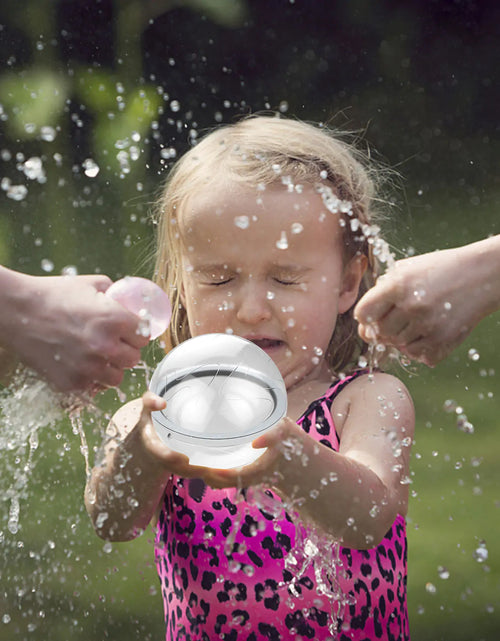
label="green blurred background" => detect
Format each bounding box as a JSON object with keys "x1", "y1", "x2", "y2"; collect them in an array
[{"x1": 0, "y1": 1, "x2": 498, "y2": 639}]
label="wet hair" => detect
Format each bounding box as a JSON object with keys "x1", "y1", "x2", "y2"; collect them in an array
[{"x1": 153, "y1": 115, "x2": 392, "y2": 374}]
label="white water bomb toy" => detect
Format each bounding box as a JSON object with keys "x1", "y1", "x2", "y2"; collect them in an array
[{"x1": 148, "y1": 333, "x2": 287, "y2": 469}]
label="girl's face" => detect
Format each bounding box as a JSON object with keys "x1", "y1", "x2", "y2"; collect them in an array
[{"x1": 178, "y1": 182, "x2": 365, "y2": 389}]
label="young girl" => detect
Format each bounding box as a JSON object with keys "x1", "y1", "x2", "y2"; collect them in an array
[{"x1": 86, "y1": 116, "x2": 414, "y2": 641}]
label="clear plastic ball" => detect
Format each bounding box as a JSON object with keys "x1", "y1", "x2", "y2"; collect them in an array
[{"x1": 149, "y1": 334, "x2": 287, "y2": 469}]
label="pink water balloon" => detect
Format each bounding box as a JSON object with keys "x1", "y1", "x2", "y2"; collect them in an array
[{"x1": 105, "y1": 276, "x2": 171, "y2": 340}]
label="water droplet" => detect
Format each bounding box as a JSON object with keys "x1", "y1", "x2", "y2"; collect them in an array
[
  {"x1": 425, "y1": 582, "x2": 437, "y2": 594},
  {"x1": 443, "y1": 399, "x2": 458, "y2": 413},
  {"x1": 41, "y1": 259, "x2": 54, "y2": 273},
  {"x1": 467, "y1": 348, "x2": 480, "y2": 361},
  {"x1": 22, "y1": 156, "x2": 45, "y2": 181},
  {"x1": 6, "y1": 184, "x2": 28, "y2": 201},
  {"x1": 291, "y1": 222, "x2": 303, "y2": 234},
  {"x1": 95, "y1": 511, "x2": 109, "y2": 529},
  {"x1": 276, "y1": 231, "x2": 288, "y2": 250},
  {"x1": 473, "y1": 541, "x2": 488, "y2": 563},
  {"x1": 358, "y1": 356, "x2": 368, "y2": 368},
  {"x1": 266, "y1": 291, "x2": 275, "y2": 300},
  {"x1": 40, "y1": 126, "x2": 56, "y2": 142},
  {"x1": 82, "y1": 158, "x2": 100, "y2": 178},
  {"x1": 234, "y1": 215, "x2": 249, "y2": 229},
  {"x1": 61, "y1": 265, "x2": 78, "y2": 276}
]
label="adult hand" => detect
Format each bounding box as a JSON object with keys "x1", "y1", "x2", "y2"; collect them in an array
[
  {"x1": 354, "y1": 238, "x2": 500, "y2": 366},
  {"x1": 0, "y1": 268, "x2": 150, "y2": 392}
]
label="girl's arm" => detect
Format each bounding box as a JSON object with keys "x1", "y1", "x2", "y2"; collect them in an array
[
  {"x1": 85, "y1": 392, "x2": 204, "y2": 542},
  {"x1": 201, "y1": 372, "x2": 414, "y2": 549}
]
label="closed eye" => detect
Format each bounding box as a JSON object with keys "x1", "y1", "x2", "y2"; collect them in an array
[
  {"x1": 274, "y1": 278, "x2": 300, "y2": 286},
  {"x1": 206, "y1": 278, "x2": 233, "y2": 286}
]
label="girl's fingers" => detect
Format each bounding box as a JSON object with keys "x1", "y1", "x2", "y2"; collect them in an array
[{"x1": 141, "y1": 391, "x2": 166, "y2": 414}]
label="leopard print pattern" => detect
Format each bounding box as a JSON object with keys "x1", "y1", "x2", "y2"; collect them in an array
[{"x1": 154, "y1": 373, "x2": 410, "y2": 640}]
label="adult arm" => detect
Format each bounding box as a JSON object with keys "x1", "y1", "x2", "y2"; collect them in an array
[
  {"x1": 354, "y1": 236, "x2": 500, "y2": 366},
  {"x1": 0, "y1": 266, "x2": 149, "y2": 391}
]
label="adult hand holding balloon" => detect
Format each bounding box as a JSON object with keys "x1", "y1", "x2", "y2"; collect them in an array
[{"x1": 105, "y1": 276, "x2": 172, "y2": 340}]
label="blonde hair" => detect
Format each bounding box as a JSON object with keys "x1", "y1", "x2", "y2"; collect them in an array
[{"x1": 153, "y1": 115, "x2": 391, "y2": 374}]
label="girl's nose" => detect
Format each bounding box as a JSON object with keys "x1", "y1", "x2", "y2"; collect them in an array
[{"x1": 235, "y1": 283, "x2": 273, "y2": 325}]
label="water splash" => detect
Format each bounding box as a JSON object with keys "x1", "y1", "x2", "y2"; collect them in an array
[
  {"x1": 0, "y1": 364, "x2": 121, "y2": 537},
  {"x1": 316, "y1": 183, "x2": 396, "y2": 370}
]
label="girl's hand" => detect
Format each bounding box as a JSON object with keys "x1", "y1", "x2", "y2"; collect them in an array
[
  {"x1": 199, "y1": 416, "x2": 302, "y2": 489},
  {"x1": 114, "y1": 391, "x2": 208, "y2": 480}
]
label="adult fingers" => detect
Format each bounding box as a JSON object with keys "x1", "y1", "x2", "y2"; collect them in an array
[
  {"x1": 354, "y1": 284, "x2": 396, "y2": 324},
  {"x1": 99, "y1": 363, "x2": 125, "y2": 388},
  {"x1": 77, "y1": 274, "x2": 113, "y2": 293},
  {"x1": 371, "y1": 308, "x2": 411, "y2": 343},
  {"x1": 119, "y1": 315, "x2": 152, "y2": 349},
  {"x1": 399, "y1": 338, "x2": 440, "y2": 367},
  {"x1": 107, "y1": 342, "x2": 144, "y2": 370}
]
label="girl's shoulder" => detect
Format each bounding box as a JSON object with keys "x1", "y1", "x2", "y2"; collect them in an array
[{"x1": 330, "y1": 370, "x2": 414, "y2": 439}]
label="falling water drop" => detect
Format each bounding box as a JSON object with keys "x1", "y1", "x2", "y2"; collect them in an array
[
  {"x1": 473, "y1": 540, "x2": 488, "y2": 563},
  {"x1": 82, "y1": 158, "x2": 100, "y2": 178},
  {"x1": 41, "y1": 259, "x2": 54, "y2": 273},
  {"x1": 276, "y1": 231, "x2": 288, "y2": 250},
  {"x1": 234, "y1": 215, "x2": 249, "y2": 229}
]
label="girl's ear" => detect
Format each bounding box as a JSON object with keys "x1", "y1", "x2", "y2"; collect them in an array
[{"x1": 338, "y1": 254, "x2": 368, "y2": 314}]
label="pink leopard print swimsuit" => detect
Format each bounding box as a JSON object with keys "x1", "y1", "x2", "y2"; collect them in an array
[{"x1": 154, "y1": 373, "x2": 410, "y2": 640}]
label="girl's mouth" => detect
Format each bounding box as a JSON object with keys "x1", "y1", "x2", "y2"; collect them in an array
[{"x1": 247, "y1": 338, "x2": 284, "y2": 351}]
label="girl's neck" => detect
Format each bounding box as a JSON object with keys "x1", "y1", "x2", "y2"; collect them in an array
[{"x1": 285, "y1": 360, "x2": 335, "y2": 422}]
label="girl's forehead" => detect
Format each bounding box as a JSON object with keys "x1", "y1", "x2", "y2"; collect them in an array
[
  {"x1": 180, "y1": 181, "x2": 341, "y2": 235},
  {"x1": 177, "y1": 182, "x2": 345, "y2": 264}
]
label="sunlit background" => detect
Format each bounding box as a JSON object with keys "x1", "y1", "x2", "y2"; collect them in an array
[{"x1": 0, "y1": 1, "x2": 498, "y2": 640}]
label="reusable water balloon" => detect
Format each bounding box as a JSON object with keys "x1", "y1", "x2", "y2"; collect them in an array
[
  {"x1": 105, "y1": 276, "x2": 171, "y2": 340},
  {"x1": 149, "y1": 333, "x2": 287, "y2": 469}
]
